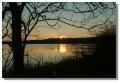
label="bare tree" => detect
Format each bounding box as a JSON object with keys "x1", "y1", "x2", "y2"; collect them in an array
[
  {"x1": 2, "y1": 2, "x2": 26, "y2": 77},
  {"x1": 2, "y1": 2, "x2": 116, "y2": 77}
]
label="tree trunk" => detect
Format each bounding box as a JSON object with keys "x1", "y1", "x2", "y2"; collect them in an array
[{"x1": 9, "y1": 3, "x2": 24, "y2": 77}]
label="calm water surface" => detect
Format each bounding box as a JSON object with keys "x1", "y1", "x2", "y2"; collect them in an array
[{"x1": 2, "y1": 44, "x2": 96, "y2": 66}]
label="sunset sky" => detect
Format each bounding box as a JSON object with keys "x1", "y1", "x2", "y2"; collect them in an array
[
  {"x1": 26, "y1": 2, "x2": 116, "y2": 40},
  {"x1": 3, "y1": 2, "x2": 117, "y2": 40},
  {"x1": 28, "y1": 24, "x2": 94, "y2": 40}
]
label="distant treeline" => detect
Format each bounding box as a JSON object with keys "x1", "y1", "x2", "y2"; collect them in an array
[
  {"x1": 2, "y1": 35, "x2": 115, "y2": 44},
  {"x1": 2, "y1": 38, "x2": 96, "y2": 44}
]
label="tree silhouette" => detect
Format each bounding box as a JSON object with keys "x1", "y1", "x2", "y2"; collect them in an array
[
  {"x1": 2, "y1": 2, "x2": 116, "y2": 77},
  {"x1": 9, "y1": 2, "x2": 26, "y2": 77}
]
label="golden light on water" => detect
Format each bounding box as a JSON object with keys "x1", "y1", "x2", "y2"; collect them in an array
[{"x1": 59, "y1": 44, "x2": 66, "y2": 53}]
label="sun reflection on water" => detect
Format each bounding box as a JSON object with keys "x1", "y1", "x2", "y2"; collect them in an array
[{"x1": 59, "y1": 44, "x2": 66, "y2": 53}]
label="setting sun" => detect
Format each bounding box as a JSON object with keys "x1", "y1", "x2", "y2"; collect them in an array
[
  {"x1": 2, "y1": 2, "x2": 116, "y2": 78},
  {"x1": 59, "y1": 36, "x2": 66, "y2": 39}
]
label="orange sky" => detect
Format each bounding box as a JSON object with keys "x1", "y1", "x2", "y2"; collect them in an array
[
  {"x1": 29, "y1": 24, "x2": 95, "y2": 40},
  {"x1": 2, "y1": 2, "x2": 116, "y2": 41}
]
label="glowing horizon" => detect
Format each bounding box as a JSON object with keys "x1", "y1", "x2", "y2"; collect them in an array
[{"x1": 2, "y1": 2, "x2": 117, "y2": 41}]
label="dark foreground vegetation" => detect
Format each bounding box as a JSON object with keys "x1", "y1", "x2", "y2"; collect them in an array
[{"x1": 3, "y1": 35, "x2": 116, "y2": 78}]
